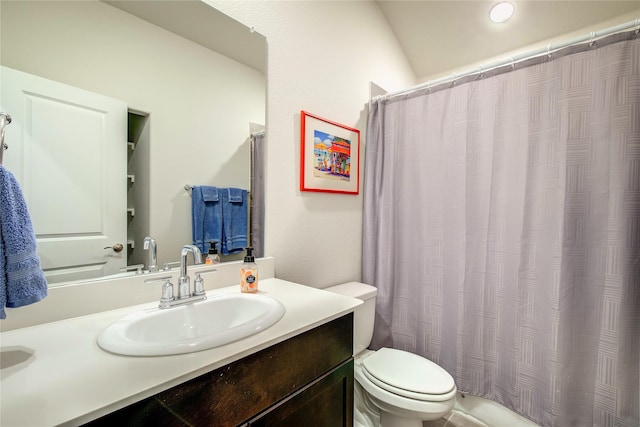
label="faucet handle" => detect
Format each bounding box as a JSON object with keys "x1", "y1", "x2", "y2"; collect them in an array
[
  {"x1": 162, "y1": 261, "x2": 181, "y2": 271},
  {"x1": 144, "y1": 276, "x2": 175, "y2": 307},
  {"x1": 193, "y1": 273, "x2": 204, "y2": 296},
  {"x1": 120, "y1": 264, "x2": 144, "y2": 274},
  {"x1": 192, "y1": 268, "x2": 217, "y2": 296}
]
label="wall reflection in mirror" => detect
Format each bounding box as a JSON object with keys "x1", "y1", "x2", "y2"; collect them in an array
[{"x1": 0, "y1": 0, "x2": 266, "y2": 286}]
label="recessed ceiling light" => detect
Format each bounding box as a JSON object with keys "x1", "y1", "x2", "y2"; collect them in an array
[{"x1": 489, "y1": 2, "x2": 514, "y2": 24}]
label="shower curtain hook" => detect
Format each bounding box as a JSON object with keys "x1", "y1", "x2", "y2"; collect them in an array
[
  {"x1": 427, "y1": 80, "x2": 432, "y2": 92},
  {"x1": 589, "y1": 31, "x2": 596, "y2": 47},
  {"x1": 509, "y1": 57, "x2": 515, "y2": 70},
  {"x1": 635, "y1": 18, "x2": 640, "y2": 37},
  {"x1": 478, "y1": 65, "x2": 484, "y2": 79},
  {"x1": 451, "y1": 73, "x2": 457, "y2": 86},
  {"x1": 546, "y1": 44, "x2": 553, "y2": 60}
]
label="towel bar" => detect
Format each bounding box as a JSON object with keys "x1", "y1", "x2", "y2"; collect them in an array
[
  {"x1": 0, "y1": 112, "x2": 12, "y2": 165},
  {"x1": 185, "y1": 184, "x2": 250, "y2": 197}
]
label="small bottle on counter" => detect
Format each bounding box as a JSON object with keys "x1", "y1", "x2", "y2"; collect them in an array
[
  {"x1": 205, "y1": 241, "x2": 220, "y2": 265},
  {"x1": 240, "y1": 247, "x2": 258, "y2": 293}
]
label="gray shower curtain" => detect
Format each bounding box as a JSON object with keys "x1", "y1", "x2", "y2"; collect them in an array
[
  {"x1": 251, "y1": 131, "x2": 265, "y2": 258},
  {"x1": 363, "y1": 32, "x2": 639, "y2": 427}
]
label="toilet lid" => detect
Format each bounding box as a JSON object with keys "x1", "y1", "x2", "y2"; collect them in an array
[{"x1": 362, "y1": 348, "x2": 455, "y2": 398}]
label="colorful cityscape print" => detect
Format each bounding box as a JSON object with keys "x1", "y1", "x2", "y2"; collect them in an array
[{"x1": 313, "y1": 130, "x2": 351, "y2": 181}]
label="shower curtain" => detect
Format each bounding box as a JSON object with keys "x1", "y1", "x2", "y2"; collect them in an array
[
  {"x1": 363, "y1": 31, "x2": 639, "y2": 427},
  {"x1": 251, "y1": 131, "x2": 265, "y2": 258}
]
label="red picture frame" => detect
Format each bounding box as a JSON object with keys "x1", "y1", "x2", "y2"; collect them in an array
[{"x1": 300, "y1": 111, "x2": 360, "y2": 195}]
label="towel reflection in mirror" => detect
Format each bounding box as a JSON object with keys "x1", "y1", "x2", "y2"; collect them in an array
[{"x1": 191, "y1": 186, "x2": 248, "y2": 257}]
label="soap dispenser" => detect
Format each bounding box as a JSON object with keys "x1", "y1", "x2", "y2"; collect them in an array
[
  {"x1": 205, "y1": 241, "x2": 220, "y2": 265},
  {"x1": 240, "y1": 247, "x2": 258, "y2": 293}
]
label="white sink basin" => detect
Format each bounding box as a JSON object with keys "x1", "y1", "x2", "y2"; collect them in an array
[{"x1": 97, "y1": 293, "x2": 285, "y2": 356}]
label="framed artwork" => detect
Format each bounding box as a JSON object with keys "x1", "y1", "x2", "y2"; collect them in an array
[{"x1": 300, "y1": 111, "x2": 360, "y2": 194}]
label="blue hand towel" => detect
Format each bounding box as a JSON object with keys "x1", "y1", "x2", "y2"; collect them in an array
[
  {"x1": 0, "y1": 166, "x2": 48, "y2": 319},
  {"x1": 191, "y1": 186, "x2": 222, "y2": 254},
  {"x1": 221, "y1": 188, "x2": 248, "y2": 255}
]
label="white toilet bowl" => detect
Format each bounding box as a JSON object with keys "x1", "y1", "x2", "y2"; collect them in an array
[
  {"x1": 325, "y1": 282, "x2": 457, "y2": 427},
  {"x1": 355, "y1": 348, "x2": 456, "y2": 427}
]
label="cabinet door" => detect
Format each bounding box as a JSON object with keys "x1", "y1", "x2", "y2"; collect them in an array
[{"x1": 247, "y1": 359, "x2": 354, "y2": 427}]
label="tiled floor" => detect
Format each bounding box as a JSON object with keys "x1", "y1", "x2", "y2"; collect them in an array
[{"x1": 424, "y1": 411, "x2": 488, "y2": 427}]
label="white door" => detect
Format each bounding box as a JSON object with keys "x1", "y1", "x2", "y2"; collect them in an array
[{"x1": 1, "y1": 66, "x2": 127, "y2": 284}]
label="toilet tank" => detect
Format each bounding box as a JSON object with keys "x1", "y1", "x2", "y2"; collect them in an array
[{"x1": 324, "y1": 282, "x2": 377, "y2": 354}]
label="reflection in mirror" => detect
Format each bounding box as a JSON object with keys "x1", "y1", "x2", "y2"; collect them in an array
[{"x1": 0, "y1": 0, "x2": 266, "y2": 285}]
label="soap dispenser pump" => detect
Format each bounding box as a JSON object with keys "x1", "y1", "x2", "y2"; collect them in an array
[
  {"x1": 205, "y1": 241, "x2": 220, "y2": 265},
  {"x1": 240, "y1": 247, "x2": 258, "y2": 293}
]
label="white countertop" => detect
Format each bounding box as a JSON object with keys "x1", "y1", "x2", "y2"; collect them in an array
[{"x1": 0, "y1": 278, "x2": 361, "y2": 427}]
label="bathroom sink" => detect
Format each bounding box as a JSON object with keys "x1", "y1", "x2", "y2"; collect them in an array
[{"x1": 97, "y1": 293, "x2": 286, "y2": 356}]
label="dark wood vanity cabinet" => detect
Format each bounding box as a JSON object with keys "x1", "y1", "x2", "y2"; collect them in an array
[
  {"x1": 85, "y1": 313, "x2": 354, "y2": 427},
  {"x1": 246, "y1": 359, "x2": 353, "y2": 427}
]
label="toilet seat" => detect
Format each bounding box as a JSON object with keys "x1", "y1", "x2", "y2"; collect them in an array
[{"x1": 361, "y1": 348, "x2": 456, "y2": 402}]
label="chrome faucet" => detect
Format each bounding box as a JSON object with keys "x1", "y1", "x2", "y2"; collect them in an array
[
  {"x1": 143, "y1": 236, "x2": 159, "y2": 273},
  {"x1": 178, "y1": 244, "x2": 203, "y2": 299},
  {"x1": 146, "y1": 267, "x2": 217, "y2": 309}
]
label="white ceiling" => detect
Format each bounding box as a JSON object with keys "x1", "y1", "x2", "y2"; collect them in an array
[
  {"x1": 104, "y1": 0, "x2": 267, "y2": 74},
  {"x1": 104, "y1": 1, "x2": 639, "y2": 85},
  {"x1": 376, "y1": 1, "x2": 640, "y2": 82}
]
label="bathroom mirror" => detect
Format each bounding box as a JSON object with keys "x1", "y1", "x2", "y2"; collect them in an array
[{"x1": 0, "y1": 0, "x2": 266, "y2": 285}]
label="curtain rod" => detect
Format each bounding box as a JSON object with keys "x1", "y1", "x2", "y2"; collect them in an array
[{"x1": 379, "y1": 18, "x2": 640, "y2": 102}]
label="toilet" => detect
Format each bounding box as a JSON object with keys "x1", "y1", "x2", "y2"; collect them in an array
[{"x1": 325, "y1": 282, "x2": 456, "y2": 427}]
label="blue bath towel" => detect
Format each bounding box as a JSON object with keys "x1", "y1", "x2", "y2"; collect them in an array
[
  {"x1": 221, "y1": 188, "x2": 248, "y2": 255},
  {"x1": 191, "y1": 186, "x2": 222, "y2": 254},
  {"x1": 0, "y1": 166, "x2": 48, "y2": 319}
]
